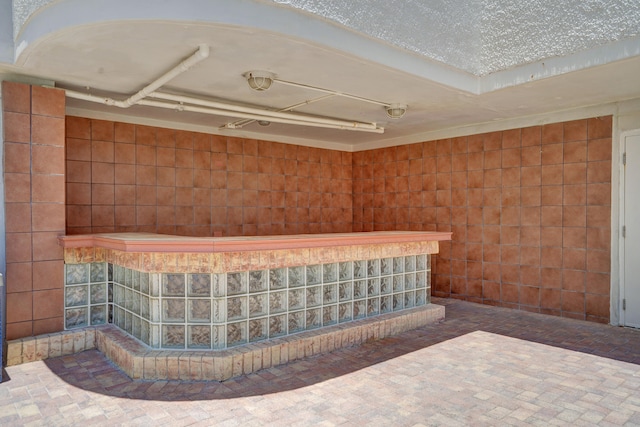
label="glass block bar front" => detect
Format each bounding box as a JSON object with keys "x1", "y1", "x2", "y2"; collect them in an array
[{"x1": 64, "y1": 255, "x2": 431, "y2": 350}]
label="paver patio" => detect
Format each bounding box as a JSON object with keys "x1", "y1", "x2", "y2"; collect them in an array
[{"x1": 1, "y1": 298, "x2": 640, "y2": 426}]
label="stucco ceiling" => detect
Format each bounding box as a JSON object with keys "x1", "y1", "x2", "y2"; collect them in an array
[{"x1": 3, "y1": 0, "x2": 640, "y2": 149}]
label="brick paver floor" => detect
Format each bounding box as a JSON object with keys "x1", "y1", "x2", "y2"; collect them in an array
[{"x1": 2, "y1": 298, "x2": 640, "y2": 426}]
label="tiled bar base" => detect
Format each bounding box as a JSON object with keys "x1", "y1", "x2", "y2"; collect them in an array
[
  {"x1": 5, "y1": 304, "x2": 444, "y2": 381},
  {"x1": 64, "y1": 254, "x2": 433, "y2": 350}
]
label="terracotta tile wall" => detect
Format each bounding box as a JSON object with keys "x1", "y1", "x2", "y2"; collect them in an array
[
  {"x1": 65, "y1": 117, "x2": 353, "y2": 236},
  {"x1": 353, "y1": 117, "x2": 612, "y2": 323},
  {"x1": 2, "y1": 82, "x2": 66, "y2": 339}
]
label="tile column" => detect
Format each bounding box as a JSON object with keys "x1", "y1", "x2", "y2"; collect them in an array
[{"x1": 2, "y1": 81, "x2": 66, "y2": 339}]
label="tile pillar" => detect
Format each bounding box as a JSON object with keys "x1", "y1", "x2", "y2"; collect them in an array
[{"x1": 2, "y1": 81, "x2": 66, "y2": 339}]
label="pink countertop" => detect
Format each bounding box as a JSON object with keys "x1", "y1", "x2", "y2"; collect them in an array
[{"x1": 58, "y1": 231, "x2": 452, "y2": 253}]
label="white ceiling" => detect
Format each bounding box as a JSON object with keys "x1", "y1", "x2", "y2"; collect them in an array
[{"x1": 3, "y1": 0, "x2": 640, "y2": 149}]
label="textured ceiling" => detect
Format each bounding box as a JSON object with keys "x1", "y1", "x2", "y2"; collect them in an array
[{"x1": 272, "y1": 0, "x2": 640, "y2": 75}]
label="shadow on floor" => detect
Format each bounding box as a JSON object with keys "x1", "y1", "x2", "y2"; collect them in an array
[{"x1": 40, "y1": 298, "x2": 640, "y2": 401}]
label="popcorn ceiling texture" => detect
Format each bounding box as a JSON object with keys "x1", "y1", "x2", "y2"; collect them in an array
[
  {"x1": 273, "y1": 0, "x2": 640, "y2": 75},
  {"x1": 13, "y1": 0, "x2": 640, "y2": 75}
]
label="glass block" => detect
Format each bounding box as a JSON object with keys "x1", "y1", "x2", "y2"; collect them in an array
[
  {"x1": 227, "y1": 321, "x2": 247, "y2": 347},
  {"x1": 288, "y1": 266, "x2": 305, "y2": 287},
  {"x1": 212, "y1": 298, "x2": 226, "y2": 323},
  {"x1": 269, "y1": 268, "x2": 286, "y2": 290},
  {"x1": 380, "y1": 295, "x2": 392, "y2": 314},
  {"x1": 306, "y1": 286, "x2": 322, "y2": 308},
  {"x1": 227, "y1": 272, "x2": 247, "y2": 295},
  {"x1": 405, "y1": 273, "x2": 416, "y2": 290},
  {"x1": 269, "y1": 315, "x2": 287, "y2": 337},
  {"x1": 227, "y1": 296, "x2": 247, "y2": 321},
  {"x1": 269, "y1": 291, "x2": 287, "y2": 314},
  {"x1": 114, "y1": 306, "x2": 125, "y2": 329},
  {"x1": 141, "y1": 296, "x2": 150, "y2": 320},
  {"x1": 108, "y1": 263, "x2": 113, "y2": 282},
  {"x1": 65, "y1": 264, "x2": 89, "y2": 285},
  {"x1": 124, "y1": 288, "x2": 134, "y2": 311},
  {"x1": 306, "y1": 308, "x2": 321, "y2": 330},
  {"x1": 323, "y1": 284, "x2": 338, "y2": 304},
  {"x1": 416, "y1": 271, "x2": 427, "y2": 289},
  {"x1": 249, "y1": 293, "x2": 268, "y2": 318},
  {"x1": 114, "y1": 265, "x2": 124, "y2": 284},
  {"x1": 249, "y1": 318, "x2": 268, "y2": 342},
  {"x1": 188, "y1": 299, "x2": 211, "y2": 323},
  {"x1": 130, "y1": 291, "x2": 140, "y2": 315},
  {"x1": 65, "y1": 285, "x2": 88, "y2": 308},
  {"x1": 90, "y1": 283, "x2": 107, "y2": 305},
  {"x1": 132, "y1": 316, "x2": 141, "y2": 339},
  {"x1": 393, "y1": 293, "x2": 404, "y2": 311},
  {"x1": 124, "y1": 311, "x2": 132, "y2": 334},
  {"x1": 380, "y1": 276, "x2": 392, "y2": 295},
  {"x1": 404, "y1": 291, "x2": 416, "y2": 308},
  {"x1": 113, "y1": 284, "x2": 123, "y2": 306},
  {"x1": 353, "y1": 260, "x2": 366, "y2": 279},
  {"x1": 323, "y1": 305, "x2": 337, "y2": 326},
  {"x1": 188, "y1": 274, "x2": 211, "y2": 297},
  {"x1": 288, "y1": 311, "x2": 305, "y2": 333},
  {"x1": 353, "y1": 280, "x2": 367, "y2": 299},
  {"x1": 66, "y1": 307, "x2": 88, "y2": 329},
  {"x1": 213, "y1": 325, "x2": 226, "y2": 350},
  {"x1": 163, "y1": 274, "x2": 185, "y2": 297},
  {"x1": 150, "y1": 323, "x2": 161, "y2": 348},
  {"x1": 288, "y1": 289, "x2": 305, "y2": 310},
  {"x1": 416, "y1": 254, "x2": 427, "y2": 271},
  {"x1": 140, "y1": 320, "x2": 150, "y2": 345},
  {"x1": 212, "y1": 273, "x2": 226, "y2": 297},
  {"x1": 339, "y1": 262, "x2": 352, "y2": 281},
  {"x1": 108, "y1": 283, "x2": 113, "y2": 303},
  {"x1": 162, "y1": 299, "x2": 185, "y2": 322},
  {"x1": 249, "y1": 270, "x2": 268, "y2": 293},
  {"x1": 367, "y1": 259, "x2": 380, "y2": 277},
  {"x1": 108, "y1": 304, "x2": 113, "y2": 324},
  {"x1": 149, "y1": 297, "x2": 161, "y2": 322},
  {"x1": 132, "y1": 270, "x2": 140, "y2": 291},
  {"x1": 306, "y1": 264, "x2": 322, "y2": 285},
  {"x1": 323, "y1": 263, "x2": 338, "y2": 283},
  {"x1": 188, "y1": 325, "x2": 211, "y2": 349},
  {"x1": 405, "y1": 255, "x2": 416, "y2": 272},
  {"x1": 393, "y1": 257, "x2": 404, "y2": 274},
  {"x1": 416, "y1": 289, "x2": 427, "y2": 306},
  {"x1": 90, "y1": 262, "x2": 106, "y2": 282},
  {"x1": 140, "y1": 273, "x2": 150, "y2": 295},
  {"x1": 353, "y1": 300, "x2": 366, "y2": 319},
  {"x1": 381, "y1": 258, "x2": 393, "y2": 276},
  {"x1": 427, "y1": 254, "x2": 432, "y2": 270},
  {"x1": 338, "y1": 303, "x2": 352, "y2": 323},
  {"x1": 150, "y1": 274, "x2": 161, "y2": 297},
  {"x1": 367, "y1": 298, "x2": 380, "y2": 316},
  {"x1": 393, "y1": 274, "x2": 404, "y2": 292},
  {"x1": 339, "y1": 282, "x2": 353, "y2": 302},
  {"x1": 124, "y1": 268, "x2": 132, "y2": 288},
  {"x1": 367, "y1": 278, "x2": 380, "y2": 297},
  {"x1": 163, "y1": 325, "x2": 185, "y2": 348}
]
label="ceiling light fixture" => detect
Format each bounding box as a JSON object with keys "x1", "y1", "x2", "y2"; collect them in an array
[
  {"x1": 257, "y1": 120, "x2": 271, "y2": 126},
  {"x1": 386, "y1": 103, "x2": 407, "y2": 119},
  {"x1": 245, "y1": 70, "x2": 275, "y2": 91}
]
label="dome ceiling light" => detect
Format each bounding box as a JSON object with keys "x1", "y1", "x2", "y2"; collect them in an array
[
  {"x1": 244, "y1": 70, "x2": 275, "y2": 91},
  {"x1": 386, "y1": 103, "x2": 407, "y2": 119}
]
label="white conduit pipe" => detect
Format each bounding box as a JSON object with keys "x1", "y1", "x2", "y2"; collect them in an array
[
  {"x1": 274, "y1": 78, "x2": 390, "y2": 107},
  {"x1": 150, "y1": 92, "x2": 379, "y2": 130},
  {"x1": 224, "y1": 94, "x2": 336, "y2": 129},
  {"x1": 98, "y1": 44, "x2": 210, "y2": 108},
  {"x1": 136, "y1": 99, "x2": 385, "y2": 133},
  {"x1": 65, "y1": 90, "x2": 384, "y2": 133}
]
